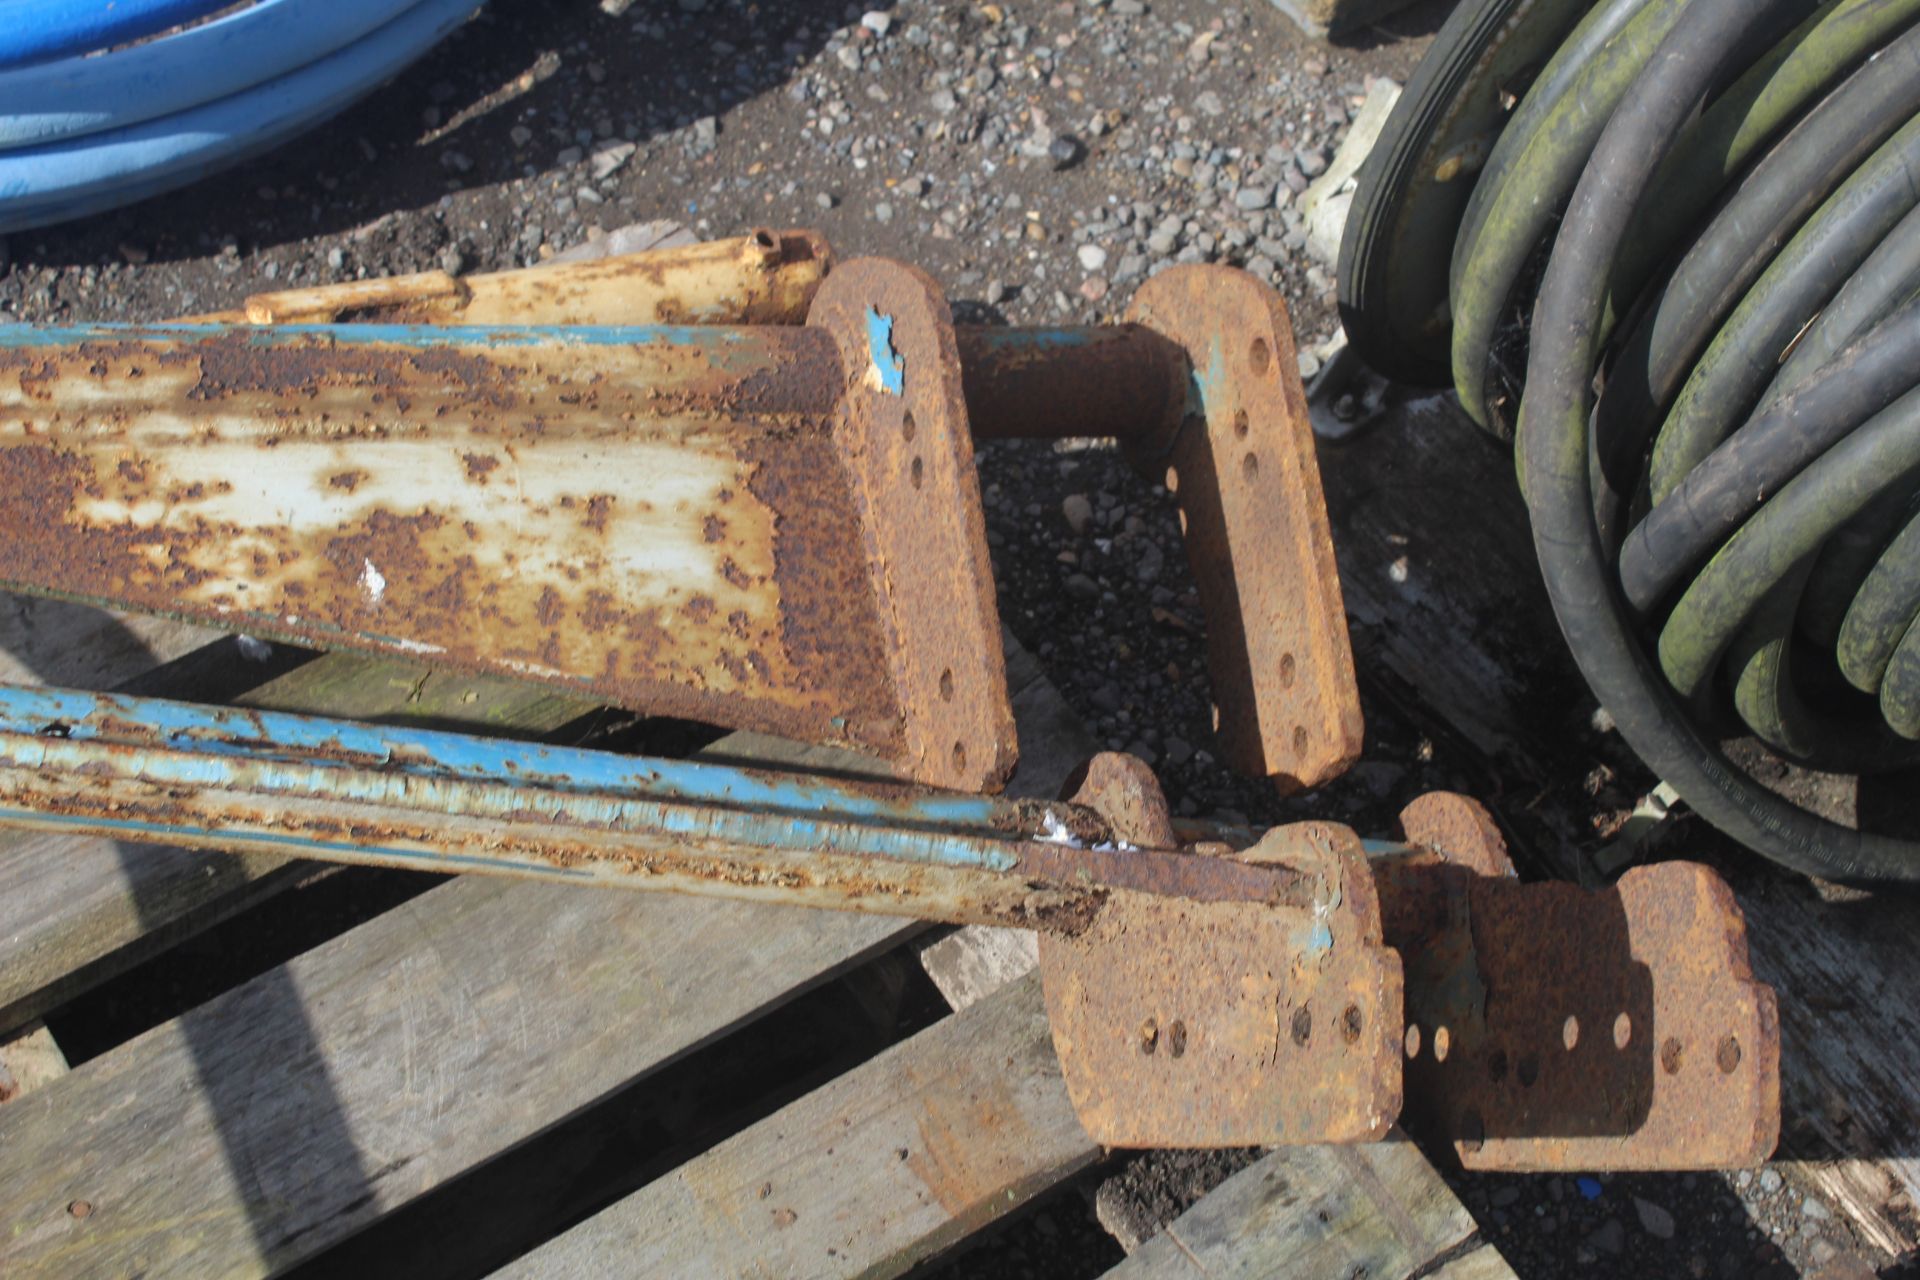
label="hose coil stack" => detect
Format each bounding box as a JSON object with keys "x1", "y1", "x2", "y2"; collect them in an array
[
  {"x1": 0, "y1": 0, "x2": 483, "y2": 234},
  {"x1": 1341, "y1": 0, "x2": 1920, "y2": 880}
]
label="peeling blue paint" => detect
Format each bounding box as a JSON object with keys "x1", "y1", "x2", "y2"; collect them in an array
[
  {"x1": 864, "y1": 306, "x2": 904, "y2": 395},
  {"x1": 0, "y1": 682, "x2": 1027, "y2": 874}
]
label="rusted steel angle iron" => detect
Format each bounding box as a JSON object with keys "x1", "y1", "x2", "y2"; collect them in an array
[
  {"x1": 185, "y1": 228, "x2": 835, "y2": 327},
  {"x1": 0, "y1": 259, "x2": 1014, "y2": 791},
  {"x1": 0, "y1": 257, "x2": 1355, "y2": 795},
  {"x1": 0, "y1": 685, "x2": 1777, "y2": 1166}
]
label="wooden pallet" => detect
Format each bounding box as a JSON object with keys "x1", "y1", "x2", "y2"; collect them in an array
[
  {"x1": 0, "y1": 589, "x2": 1504, "y2": 1278},
  {"x1": 11, "y1": 386, "x2": 1914, "y2": 1276}
]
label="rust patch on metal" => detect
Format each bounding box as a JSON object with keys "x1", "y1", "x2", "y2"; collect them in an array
[
  {"x1": 237, "y1": 231, "x2": 832, "y2": 328},
  {"x1": 735, "y1": 430, "x2": 897, "y2": 749},
  {"x1": 0, "y1": 323, "x2": 903, "y2": 768},
  {"x1": 1125, "y1": 266, "x2": 1363, "y2": 793},
  {"x1": 955, "y1": 325, "x2": 1187, "y2": 449},
  {"x1": 1383, "y1": 794, "x2": 1780, "y2": 1169},
  {"x1": 1038, "y1": 819, "x2": 1402, "y2": 1148},
  {"x1": 1062, "y1": 751, "x2": 1179, "y2": 849}
]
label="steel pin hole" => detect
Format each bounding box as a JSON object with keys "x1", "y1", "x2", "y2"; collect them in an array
[{"x1": 1138, "y1": 1017, "x2": 1188, "y2": 1058}]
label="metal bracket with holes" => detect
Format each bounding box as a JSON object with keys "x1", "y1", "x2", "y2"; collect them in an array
[
  {"x1": 1379, "y1": 792, "x2": 1781, "y2": 1169},
  {"x1": 0, "y1": 249, "x2": 1357, "y2": 795}
]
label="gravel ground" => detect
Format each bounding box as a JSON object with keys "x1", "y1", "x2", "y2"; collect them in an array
[{"x1": 0, "y1": 0, "x2": 1905, "y2": 1276}]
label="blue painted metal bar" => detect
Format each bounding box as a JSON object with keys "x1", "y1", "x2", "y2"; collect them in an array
[
  {"x1": 0, "y1": 684, "x2": 1010, "y2": 836},
  {"x1": 0, "y1": 681, "x2": 1341, "y2": 929}
]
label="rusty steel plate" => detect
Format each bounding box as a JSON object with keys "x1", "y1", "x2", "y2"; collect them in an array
[
  {"x1": 1381, "y1": 793, "x2": 1780, "y2": 1169},
  {"x1": 806, "y1": 259, "x2": 1017, "y2": 791},
  {"x1": 1125, "y1": 266, "x2": 1363, "y2": 793},
  {"x1": 1039, "y1": 799, "x2": 1402, "y2": 1149},
  {"x1": 0, "y1": 256, "x2": 1013, "y2": 791}
]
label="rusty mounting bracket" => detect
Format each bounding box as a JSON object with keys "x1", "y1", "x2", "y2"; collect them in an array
[
  {"x1": 957, "y1": 267, "x2": 1365, "y2": 794},
  {"x1": 1040, "y1": 756, "x2": 1404, "y2": 1148},
  {"x1": 1045, "y1": 761, "x2": 1780, "y2": 1163},
  {"x1": 1379, "y1": 793, "x2": 1781, "y2": 1170},
  {"x1": 1126, "y1": 268, "x2": 1363, "y2": 793}
]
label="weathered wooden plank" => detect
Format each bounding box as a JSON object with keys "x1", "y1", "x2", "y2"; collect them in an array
[
  {"x1": 918, "y1": 925, "x2": 1040, "y2": 1012},
  {"x1": 0, "y1": 855, "x2": 910, "y2": 1277},
  {"x1": 0, "y1": 653, "x2": 595, "y2": 1032},
  {"x1": 496, "y1": 973, "x2": 1096, "y2": 1280},
  {"x1": 0, "y1": 592, "x2": 218, "y2": 689},
  {"x1": 1317, "y1": 403, "x2": 1920, "y2": 1255},
  {"x1": 0, "y1": 716, "x2": 909, "y2": 1278},
  {"x1": 1739, "y1": 884, "x2": 1920, "y2": 1257},
  {"x1": 1100, "y1": 1139, "x2": 1500, "y2": 1280},
  {"x1": 1318, "y1": 399, "x2": 1560, "y2": 781}
]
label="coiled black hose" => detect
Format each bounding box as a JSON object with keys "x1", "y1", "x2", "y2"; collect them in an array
[{"x1": 1340, "y1": 0, "x2": 1920, "y2": 880}]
